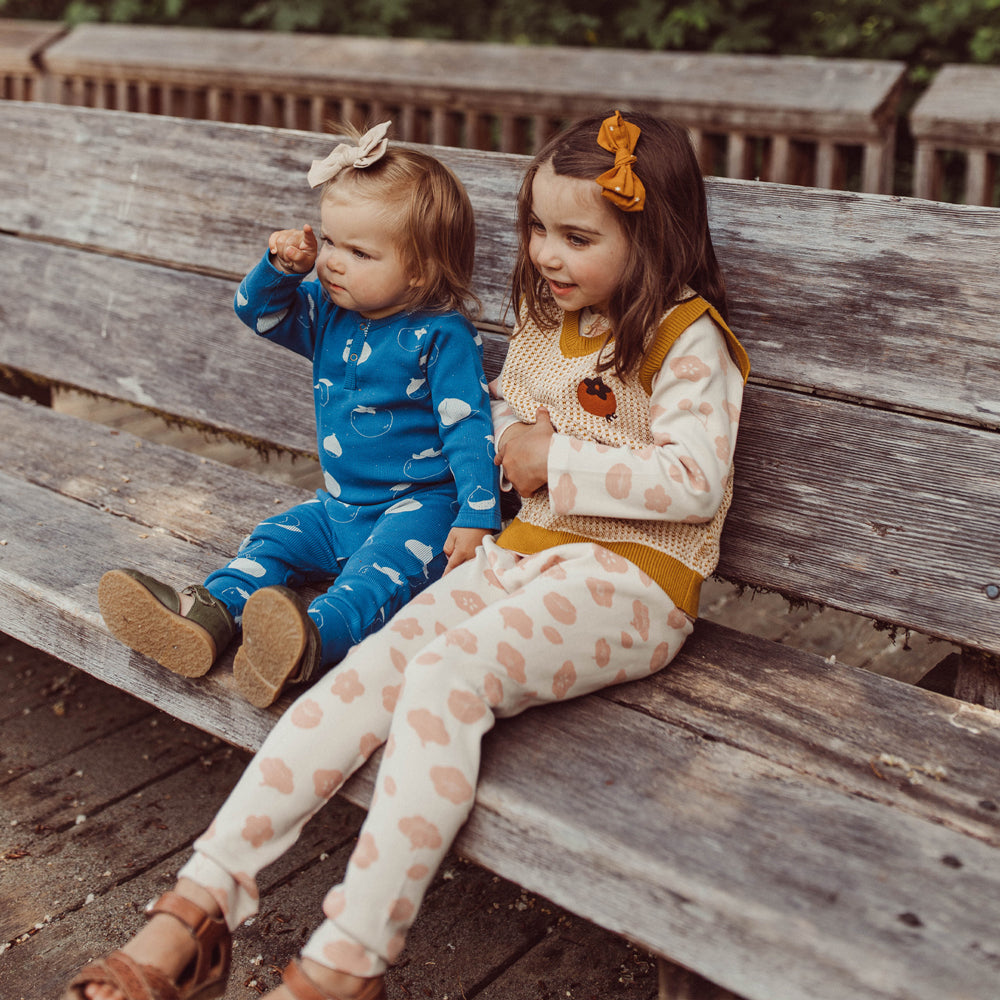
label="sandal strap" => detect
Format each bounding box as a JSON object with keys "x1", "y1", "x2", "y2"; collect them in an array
[
  {"x1": 146, "y1": 891, "x2": 232, "y2": 993},
  {"x1": 179, "y1": 584, "x2": 238, "y2": 652},
  {"x1": 65, "y1": 894, "x2": 231, "y2": 1000},
  {"x1": 282, "y1": 959, "x2": 385, "y2": 1000},
  {"x1": 66, "y1": 951, "x2": 179, "y2": 1000}
]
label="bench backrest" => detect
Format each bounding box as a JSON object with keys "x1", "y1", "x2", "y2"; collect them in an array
[{"x1": 2, "y1": 103, "x2": 998, "y2": 659}]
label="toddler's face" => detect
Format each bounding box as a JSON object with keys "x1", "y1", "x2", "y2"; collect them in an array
[
  {"x1": 315, "y1": 191, "x2": 416, "y2": 319},
  {"x1": 527, "y1": 161, "x2": 629, "y2": 316}
]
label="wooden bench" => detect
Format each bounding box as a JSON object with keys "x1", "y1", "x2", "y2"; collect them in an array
[
  {"x1": 10, "y1": 19, "x2": 906, "y2": 193},
  {"x1": 911, "y1": 63, "x2": 1000, "y2": 206},
  {"x1": 2, "y1": 102, "x2": 1000, "y2": 1000}
]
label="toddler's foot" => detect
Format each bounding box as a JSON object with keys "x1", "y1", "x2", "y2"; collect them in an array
[
  {"x1": 64, "y1": 879, "x2": 230, "y2": 1000},
  {"x1": 233, "y1": 586, "x2": 321, "y2": 707},
  {"x1": 98, "y1": 568, "x2": 236, "y2": 677},
  {"x1": 270, "y1": 957, "x2": 385, "y2": 1000}
]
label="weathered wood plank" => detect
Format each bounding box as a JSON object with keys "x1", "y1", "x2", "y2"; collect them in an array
[
  {"x1": 5, "y1": 356, "x2": 999, "y2": 657},
  {"x1": 463, "y1": 692, "x2": 1000, "y2": 1000},
  {"x1": 0, "y1": 750, "x2": 247, "y2": 942},
  {"x1": 725, "y1": 387, "x2": 1000, "y2": 653},
  {"x1": 0, "y1": 105, "x2": 521, "y2": 327},
  {"x1": 603, "y1": 621, "x2": 1000, "y2": 846},
  {"x1": 40, "y1": 25, "x2": 905, "y2": 139},
  {"x1": 0, "y1": 243, "x2": 319, "y2": 453},
  {"x1": 0, "y1": 668, "x2": 151, "y2": 789},
  {"x1": 707, "y1": 181, "x2": 1000, "y2": 430},
  {"x1": 910, "y1": 64, "x2": 1000, "y2": 148},
  {"x1": 3, "y1": 107, "x2": 1000, "y2": 427}
]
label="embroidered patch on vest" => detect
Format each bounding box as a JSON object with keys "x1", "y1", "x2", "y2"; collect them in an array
[{"x1": 577, "y1": 376, "x2": 617, "y2": 421}]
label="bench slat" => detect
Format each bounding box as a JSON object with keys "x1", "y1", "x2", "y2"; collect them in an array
[
  {"x1": 4, "y1": 106, "x2": 1000, "y2": 431},
  {"x1": 0, "y1": 104, "x2": 519, "y2": 327},
  {"x1": 0, "y1": 239, "x2": 319, "y2": 454},
  {"x1": 2, "y1": 399, "x2": 998, "y2": 1000},
  {"x1": 5, "y1": 302, "x2": 999, "y2": 656},
  {"x1": 607, "y1": 624, "x2": 1000, "y2": 845},
  {"x1": 709, "y1": 180, "x2": 1000, "y2": 430},
  {"x1": 727, "y1": 387, "x2": 1000, "y2": 653},
  {"x1": 469, "y1": 689, "x2": 1000, "y2": 1000}
]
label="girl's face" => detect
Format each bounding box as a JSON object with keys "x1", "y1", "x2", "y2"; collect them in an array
[
  {"x1": 527, "y1": 161, "x2": 629, "y2": 315},
  {"x1": 315, "y1": 189, "x2": 417, "y2": 319}
]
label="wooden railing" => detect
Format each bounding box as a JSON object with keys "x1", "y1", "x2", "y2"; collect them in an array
[
  {"x1": 0, "y1": 18, "x2": 66, "y2": 100},
  {"x1": 911, "y1": 64, "x2": 1000, "y2": 207},
  {"x1": 0, "y1": 19, "x2": 909, "y2": 195}
]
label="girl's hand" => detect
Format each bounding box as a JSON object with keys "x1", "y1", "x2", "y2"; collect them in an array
[
  {"x1": 442, "y1": 527, "x2": 491, "y2": 574},
  {"x1": 496, "y1": 408, "x2": 554, "y2": 497},
  {"x1": 269, "y1": 224, "x2": 318, "y2": 274}
]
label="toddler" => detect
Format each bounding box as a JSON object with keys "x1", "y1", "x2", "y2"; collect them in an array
[{"x1": 98, "y1": 122, "x2": 500, "y2": 706}]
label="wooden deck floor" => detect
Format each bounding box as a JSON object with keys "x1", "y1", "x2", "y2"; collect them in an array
[{"x1": 0, "y1": 392, "x2": 955, "y2": 999}]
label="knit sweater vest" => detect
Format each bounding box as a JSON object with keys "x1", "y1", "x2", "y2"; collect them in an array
[{"x1": 496, "y1": 296, "x2": 750, "y2": 618}]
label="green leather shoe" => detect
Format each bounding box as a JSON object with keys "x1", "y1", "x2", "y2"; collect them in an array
[
  {"x1": 234, "y1": 586, "x2": 322, "y2": 707},
  {"x1": 98, "y1": 568, "x2": 236, "y2": 677}
]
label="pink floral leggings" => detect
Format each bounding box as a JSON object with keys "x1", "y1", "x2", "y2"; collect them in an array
[{"x1": 180, "y1": 537, "x2": 693, "y2": 976}]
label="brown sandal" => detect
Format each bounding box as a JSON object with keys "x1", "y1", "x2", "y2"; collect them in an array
[
  {"x1": 282, "y1": 958, "x2": 386, "y2": 1000},
  {"x1": 63, "y1": 891, "x2": 231, "y2": 1000}
]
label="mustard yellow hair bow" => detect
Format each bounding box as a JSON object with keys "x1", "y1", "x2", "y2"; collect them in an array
[{"x1": 595, "y1": 111, "x2": 645, "y2": 212}]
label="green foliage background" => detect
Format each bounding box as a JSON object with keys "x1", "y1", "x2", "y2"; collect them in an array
[{"x1": 2, "y1": 0, "x2": 998, "y2": 81}]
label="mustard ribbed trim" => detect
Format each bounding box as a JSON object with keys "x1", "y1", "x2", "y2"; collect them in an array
[
  {"x1": 496, "y1": 518, "x2": 703, "y2": 618},
  {"x1": 639, "y1": 297, "x2": 751, "y2": 394},
  {"x1": 559, "y1": 311, "x2": 611, "y2": 358}
]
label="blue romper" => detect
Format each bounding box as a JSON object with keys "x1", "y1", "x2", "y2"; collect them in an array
[{"x1": 204, "y1": 252, "x2": 500, "y2": 667}]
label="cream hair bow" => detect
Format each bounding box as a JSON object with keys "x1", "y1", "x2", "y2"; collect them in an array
[{"x1": 307, "y1": 120, "x2": 392, "y2": 188}]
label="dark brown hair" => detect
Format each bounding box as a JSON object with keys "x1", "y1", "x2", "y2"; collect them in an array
[
  {"x1": 511, "y1": 111, "x2": 728, "y2": 377},
  {"x1": 322, "y1": 126, "x2": 480, "y2": 319}
]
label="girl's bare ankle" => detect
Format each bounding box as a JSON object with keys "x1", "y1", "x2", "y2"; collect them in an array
[
  {"x1": 174, "y1": 877, "x2": 222, "y2": 918},
  {"x1": 296, "y1": 956, "x2": 381, "y2": 999}
]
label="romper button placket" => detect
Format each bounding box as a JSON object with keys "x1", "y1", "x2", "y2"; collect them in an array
[{"x1": 343, "y1": 318, "x2": 372, "y2": 391}]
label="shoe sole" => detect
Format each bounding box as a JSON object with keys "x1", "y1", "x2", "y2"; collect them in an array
[
  {"x1": 234, "y1": 588, "x2": 308, "y2": 708},
  {"x1": 97, "y1": 569, "x2": 216, "y2": 677}
]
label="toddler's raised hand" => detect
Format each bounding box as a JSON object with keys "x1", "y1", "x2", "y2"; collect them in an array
[{"x1": 269, "y1": 223, "x2": 318, "y2": 274}]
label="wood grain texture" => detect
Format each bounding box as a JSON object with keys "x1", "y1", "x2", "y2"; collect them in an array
[
  {"x1": 3, "y1": 104, "x2": 1000, "y2": 1000},
  {"x1": 3, "y1": 106, "x2": 999, "y2": 428},
  {"x1": 910, "y1": 64, "x2": 1000, "y2": 146},
  {"x1": 724, "y1": 387, "x2": 1000, "y2": 652},
  {"x1": 40, "y1": 25, "x2": 905, "y2": 136},
  {"x1": 2, "y1": 410, "x2": 999, "y2": 1000}
]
